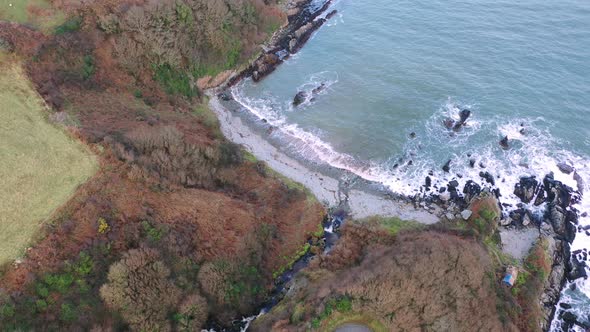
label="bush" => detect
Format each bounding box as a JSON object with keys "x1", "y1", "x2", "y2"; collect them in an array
[
  {"x1": 152, "y1": 63, "x2": 197, "y2": 98},
  {"x1": 55, "y1": 17, "x2": 82, "y2": 35},
  {"x1": 81, "y1": 55, "x2": 95, "y2": 80},
  {"x1": 175, "y1": 293, "x2": 209, "y2": 331},
  {"x1": 100, "y1": 248, "x2": 181, "y2": 331},
  {"x1": 60, "y1": 303, "x2": 77, "y2": 322},
  {"x1": 116, "y1": 126, "x2": 236, "y2": 189}
]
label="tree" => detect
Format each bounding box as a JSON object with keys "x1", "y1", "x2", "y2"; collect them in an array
[
  {"x1": 176, "y1": 293, "x2": 209, "y2": 331},
  {"x1": 100, "y1": 248, "x2": 181, "y2": 331}
]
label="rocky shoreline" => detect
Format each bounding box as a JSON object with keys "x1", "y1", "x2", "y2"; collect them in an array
[{"x1": 207, "y1": 0, "x2": 588, "y2": 330}]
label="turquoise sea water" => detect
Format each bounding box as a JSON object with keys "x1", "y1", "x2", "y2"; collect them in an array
[{"x1": 233, "y1": 0, "x2": 590, "y2": 328}]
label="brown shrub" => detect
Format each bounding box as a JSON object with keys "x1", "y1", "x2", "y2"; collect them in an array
[
  {"x1": 318, "y1": 220, "x2": 394, "y2": 271},
  {"x1": 99, "y1": 247, "x2": 181, "y2": 332},
  {"x1": 113, "y1": 125, "x2": 240, "y2": 189},
  {"x1": 197, "y1": 261, "x2": 232, "y2": 307},
  {"x1": 176, "y1": 292, "x2": 209, "y2": 331}
]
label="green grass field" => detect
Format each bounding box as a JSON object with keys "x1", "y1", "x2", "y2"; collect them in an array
[
  {"x1": 0, "y1": 58, "x2": 97, "y2": 266},
  {"x1": 0, "y1": 0, "x2": 65, "y2": 32}
]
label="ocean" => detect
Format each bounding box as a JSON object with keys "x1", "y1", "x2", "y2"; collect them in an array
[{"x1": 232, "y1": 0, "x2": 590, "y2": 328}]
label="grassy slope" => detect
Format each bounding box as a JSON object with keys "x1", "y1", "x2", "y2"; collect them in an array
[
  {"x1": 0, "y1": 0, "x2": 65, "y2": 32},
  {"x1": 0, "y1": 57, "x2": 97, "y2": 265}
]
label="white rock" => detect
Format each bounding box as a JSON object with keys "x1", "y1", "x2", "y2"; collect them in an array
[
  {"x1": 440, "y1": 191, "x2": 451, "y2": 202},
  {"x1": 461, "y1": 210, "x2": 473, "y2": 220},
  {"x1": 445, "y1": 212, "x2": 454, "y2": 220}
]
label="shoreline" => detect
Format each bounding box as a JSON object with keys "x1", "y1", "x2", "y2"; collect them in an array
[{"x1": 208, "y1": 94, "x2": 440, "y2": 224}]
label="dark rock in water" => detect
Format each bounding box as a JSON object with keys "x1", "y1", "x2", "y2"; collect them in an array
[
  {"x1": 463, "y1": 180, "x2": 481, "y2": 202},
  {"x1": 549, "y1": 203, "x2": 567, "y2": 238},
  {"x1": 311, "y1": 83, "x2": 326, "y2": 94},
  {"x1": 479, "y1": 162, "x2": 486, "y2": 169},
  {"x1": 544, "y1": 173, "x2": 573, "y2": 208},
  {"x1": 534, "y1": 185, "x2": 546, "y2": 206},
  {"x1": 561, "y1": 311, "x2": 577, "y2": 324},
  {"x1": 559, "y1": 303, "x2": 572, "y2": 310},
  {"x1": 326, "y1": 10, "x2": 338, "y2": 20},
  {"x1": 574, "y1": 171, "x2": 585, "y2": 194},
  {"x1": 565, "y1": 210, "x2": 578, "y2": 243},
  {"x1": 293, "y1": 91, "x2": 307, "y2": 106},
  {"x1": 448, "y1": 180, "x2": 459, "y2": 189},
  {"x1": 407, "y1": 160, "x2": 413, "y2": 166},
  {"x1": 459, "y1": 109, "x2": 471, "y2": 123},
  {"x1": 567, "y1": 254, "x2": 588, "y2": 281},
  {"x1": 479, "y1": 171, "x2": 495, "y2": 185},
  {"x1": 469, "y1": 158, "x2": 476, "y2": 168},
  {"x1": 558, "y1": 162, "x2": 574, "y2": 174},
  {"x1": 499, "y1": 136, "x2": 510, "y2": 149},
  {"x1": 519, "y1": 128, "x2": 526, "y2": 135},
  {"x1": 514, "y1": 176, "x2": 538, "y2": 203},
  {"x1": 492, "y1": 188, "x2": 501, "y2": 199},
  {"x1": 442, "y1": 159, "x2": 451, "y2": 173},
  {"x1": 425, "y1": 176, "x2": 432, "y2": 188},
  {"x1": 409, "y1": 132, "x2": 416, "y2": 139},
  {"x1": 443, "y1": 118, "x2": 454, "y2": 129},
  {"x1": 218, "y1": 91, "x2": 232, "y2": 101},
  {"x1": 439, "y1": 187, "x2": 447, "y2": 193}
]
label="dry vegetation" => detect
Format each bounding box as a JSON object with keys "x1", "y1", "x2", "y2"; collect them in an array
[
  {"x1": 0, "y1": 0, "x2": 327, "y2": 330},
  {"x1": 252, "y1": 222, "x2": 517, "y2": 332}
]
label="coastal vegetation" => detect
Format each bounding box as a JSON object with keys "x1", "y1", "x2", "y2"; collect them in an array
[{"x1": 0, "y1": 0, "x2": 327, "y2": 330}]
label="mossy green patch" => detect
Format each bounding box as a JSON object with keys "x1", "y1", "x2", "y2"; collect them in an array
[
  {"x1": 358, "y1": 216, "x2": 423, "y2": 235},
  {"x1": 273, "y1": 243, "x2": 311, "y2": 279}
]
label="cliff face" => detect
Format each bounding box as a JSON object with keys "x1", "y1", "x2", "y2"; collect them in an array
[{"x1": 0, "y1": 1, "x2": 325, "y2": 330}]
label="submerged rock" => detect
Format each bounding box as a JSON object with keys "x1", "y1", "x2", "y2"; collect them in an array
[
  {"x1": 443, "y1": 118, "x2": 454, "y2": 129},
  {"x1": 557, "y1": 162, "x2": 574, "y2": 174}
]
